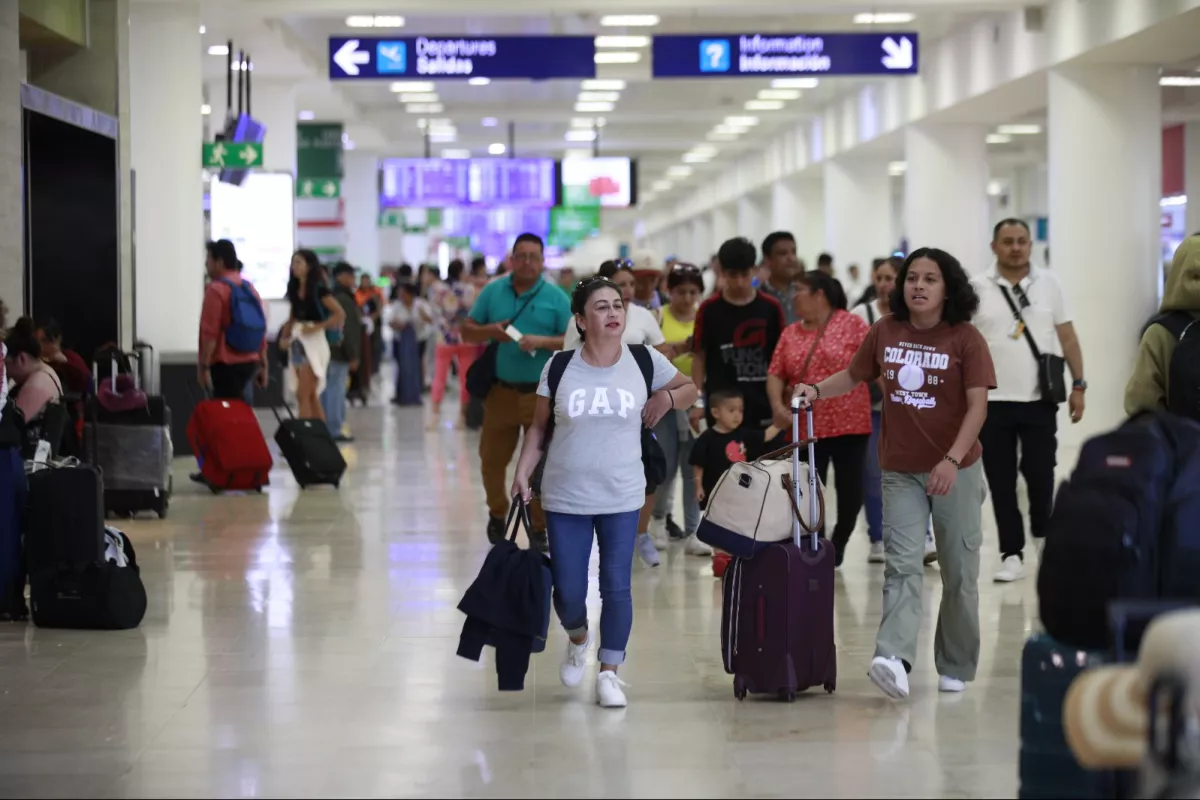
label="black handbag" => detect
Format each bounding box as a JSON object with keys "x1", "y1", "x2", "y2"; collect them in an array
[
  {"x1": 465, "y1": 282, "x2": 545, "y2": 401},
  {"x1": 999, "y1": 286, "x2": 1067, "y2": 405}
]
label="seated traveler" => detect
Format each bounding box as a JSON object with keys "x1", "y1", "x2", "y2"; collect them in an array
[{"x1": 4, "y1": 317, "x2": 65, "y2": 457}]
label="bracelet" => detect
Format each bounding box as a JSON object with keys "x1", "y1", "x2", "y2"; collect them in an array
[
  {"x1": 666, "y1": 389, "x2": 674, "y2": 407},
  {"x1": 943, "y1": 454, "x2": 961, "y2": 468},
  {"x1": 811, "y1": 383, "x2": 822, "y2": 400}
]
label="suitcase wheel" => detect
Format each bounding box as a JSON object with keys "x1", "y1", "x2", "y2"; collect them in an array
[
  {"x1": 824, "y1": 681, "x2": 836, "y2": 694},
  {"x1": 208, "y1": 484, "x2": 222, "y2": 495},
  {"x1": 733, "y1": 676, "x2": 747, "y2": 701},
  {"x1": 255, "y1": 486, "x2": 264, "y2": 494}
]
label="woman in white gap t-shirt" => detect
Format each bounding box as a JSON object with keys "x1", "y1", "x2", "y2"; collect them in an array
[
  {"x1": 513, "y1": 277, "x2": 697, "y2": 709},
  {"x1": 562, "y1": 261, "x2": 667, "y2": 352}
]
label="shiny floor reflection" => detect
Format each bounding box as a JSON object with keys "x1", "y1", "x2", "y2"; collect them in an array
[{"x1": 0, "y1": 402, "x2": 1045, "y2": 798}]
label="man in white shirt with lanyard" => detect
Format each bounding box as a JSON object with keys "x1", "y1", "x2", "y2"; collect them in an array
[{"x1": 971, "y1": 219, "x2": 1086, "y2": 583}]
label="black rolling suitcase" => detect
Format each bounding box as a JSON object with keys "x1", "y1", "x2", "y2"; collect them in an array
[
  {"x1": 85, "y1": 350, "x2": 172, "y2": 518},
  {"x1": 272, "y1": 404, "x2": 346, "y2": 489}
]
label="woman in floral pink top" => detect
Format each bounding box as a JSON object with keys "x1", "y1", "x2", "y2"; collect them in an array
[
  {"x1": 428, "y1": 260, "x2": 478, "y2": 429},
  {"x1": 765, "y1": 271, "x2": 871, "y2": 567}
]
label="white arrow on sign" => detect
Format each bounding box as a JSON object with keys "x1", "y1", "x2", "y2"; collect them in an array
[
  {"x1": 881, "y1": 36, "x2": 914, "y2": 70},
  {"x1": 333, "y1": 39, "x2": 370, "y2": 76},
  {"x1": 239, "y1": 145, "x2": 259, "y2": 166},
  {"x1": 321, "y1": 180, "x2": 338, "y2": 197}
]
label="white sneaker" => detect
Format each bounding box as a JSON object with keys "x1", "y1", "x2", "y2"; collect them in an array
[
  {"x1": 868, "y1": 541, "x2": 886, "y2": 563},
  {"x1": 560, "y1": 634, "x2": 590, "y2": 688},
  {"x1": 649, "y1": 517, "x2": 669, "y2": 549},
  {"x1": 683, "y1": 534, "x2": 712, "y2": 556},
  {"x1": 868, "y1": 656, "x2": 910, "y2": 700},
  {"x1": 994, "y1": 555, "x2": 1025, "y2": 583},
  {"x1": 923, "y1": 537, "x2": 938, "y2": 565},
  {"x1": 938, "y1": 675, "x2": 966, "y2": 693},
  {"x1": 596, "y1": 671, "x2": 629, "y2": 708},
  {"x1": 635, "y1": 534, "x2": 661, "y2": 568}
]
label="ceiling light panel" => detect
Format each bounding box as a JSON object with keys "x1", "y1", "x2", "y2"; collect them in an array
[
  {"x1": 298, "y1": 110, "x2": 316, "y2": 121},
  {"x1": 888, "y1": 161, "x2": 907, "y2": 175},
  {"x1": 406, "y1": 103, "x2": 444, "y2": 113},
  {"x1": 745, "y1": 100, "x2": 784, "y2": 111},
  {"x1": 595, "y1": 52, "x2": 641, "y2": 64},
  {"x1": 595, "y1": 36, "x2": 650, "y2": 48},
  {"x1": 398, "y1": 93, "x2": 439, "y2": 103},
  {"x1": 581, "y1": 79, "x2": 626, "y2": 91},
  {"x1": 442, "y1": 149, "x2": 470, "y2": 159},
  {"x1": 577, "y1": 91, "x2": 620, "y2": 102},
  {"x1": 200, "y1": 104, "x2": 211, "y2": 115},
  {"x1": 207, "y1": 45, "x2": 229, "y2": 56},
  {"x1": 724, "y1": 116, "x2": 759, "y2": 127},
  {"x1": 575, "y1": 101, "x2": 615, "y2": 112},
  {"x1": 482, "y1": 117, "x2": 498, "y2": 127},
  {"x1": 571, "y1": 118, "x2": 596, "y2": 128},
  {"x1": 346, "y1": 15, "x2": 405, "y2": 28},
  {"x1": 985, "y1": 133, "x2": 1012, "y2": 144},
  {"x1": 488, "y1": 143, "x2": 506, "y2": 155},
  {"x1": 996, "y1": 124, "x2": 1042, "y2": 135},
  {"x1": 707, "y1": 132, "x2": 740, "y2": 141},
  {"x1": 389, "y1": 81, "x2": 435, "y2": 93},
  {"x1": 771, "y1": 78, "x2": 819, "y2": 89},
  {"x1": 565, "y1": 130, "x2": 598, "y2": 142},
  {"x1": 600, "y1": 15, "x2": 660, "y2": 26},
  {"x1": 667, "y1": 166, "x2": 693, "y2": 178},
  {"x1": 651, "y1": 180, "x2": 672, "y2": 192},
  {"x1": 758, "y1": 89, "x2": 801, "y2": 101},
  {"x1": 853, "y1": 12, "x2": 915, "y2": 24},
  {"x1": 468, "y1": 77, "x2": 490, "y2": 86},
  {"x1": 429, "y1": 131, "x2": 457, "y2": 143},
  {"x1": 1160, "y1": 76, "x2": 1200, "y2": 86}
]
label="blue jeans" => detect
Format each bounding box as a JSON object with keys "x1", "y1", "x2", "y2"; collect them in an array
[
  {"x1": 321, "y1": 360, "x2": 351, "y2": 437},
  {"x1": 546, "y1": 510, "x2": 639, "y2": 666},
  {"x1": 651, "y1": 411, "x2": 700, "y2": 534},
  {"x1": 864, "y1": 410, "x2": 932, "y2": 544}
]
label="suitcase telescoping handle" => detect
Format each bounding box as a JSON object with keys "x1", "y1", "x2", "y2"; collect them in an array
[
  {"x1": 269, "y1": 402, "x2": 298, "y2": 425},
  {"x1": 792, "y1": 396, "x2": 820, "y2": 551},
  {"x1": 92, "y1": 350, "x2": 141, "y2": 394}
]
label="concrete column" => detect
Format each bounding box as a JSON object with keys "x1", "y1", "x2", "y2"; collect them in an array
[
  {"x1": 129, "y1": 0, "x2": 204, "y2": 353},
  {"x1": 692, "y1": 216, "x2": 711, "y2": 262},
  {"x1": 342, "y1": 150, "x2": 380, "y2": 273},
  {"x1": 794, "y1": 180, "x2": 825, "y2": 269},
  {"x1": 904, "y1": 123, "x2": 991, "y2": 273},
  {"x1": 252, "y1": 80, "x2": 297, "y2": 175},
  {"x1": 824, "y1": 159, "x2": 891, "y2": 281},
  {"x1": 737, "y1": 194, "x2": 766, "y2": 251},
  {"x1": 710, "y1": 205, "x2": 735, "y2": 253},
  {"x1": 1186, "y1": 122, "x2": 1200, "y2": 237},
  {"x1": 1048, "y1": 64, "x2": 1161, "y2": 443},
  {"x1": 0, "y1": 0, "x2": 19, "y2": 315}
]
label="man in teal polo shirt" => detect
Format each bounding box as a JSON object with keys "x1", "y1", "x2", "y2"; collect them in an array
[{"x1": 464, "y1": 232, "x2": 572, "y2": 551}]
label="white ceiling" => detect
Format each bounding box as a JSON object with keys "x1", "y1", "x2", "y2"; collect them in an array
[{"x1": 195, "y1": 0, "x2": 1200, "y2": 202}]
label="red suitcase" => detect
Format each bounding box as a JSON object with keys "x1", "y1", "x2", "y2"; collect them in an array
[
  {"x1": 186, "y1": 399, "x2": 273, "y2": 492},
  {"x1": 720, "y1": 400, "x2": 838, "y2": 701}
]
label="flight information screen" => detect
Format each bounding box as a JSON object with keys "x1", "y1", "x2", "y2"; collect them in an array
[{"x1": 380, "y1": 158, "x2": 558, "y2": 208}]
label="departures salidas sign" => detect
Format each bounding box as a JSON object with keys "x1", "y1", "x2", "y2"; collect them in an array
[{"x1": 328, "y1": 35, "x2": 595, "y2": 80}]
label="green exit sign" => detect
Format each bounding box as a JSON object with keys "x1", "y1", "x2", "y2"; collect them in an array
[
  {"x1": 297, "y1": 178, "x2": 340, "y2": 198},
  {"x1": 202, "y1": 141, "x2": 263, "y2": 168}
]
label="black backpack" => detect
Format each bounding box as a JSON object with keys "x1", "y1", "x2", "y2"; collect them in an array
[
  {"x1": 531, "y1": 344, "x2": 667, "y2": 496},
  {"x1": 1038, "y1": 412, "x2": 1200, "y2": 649},
  {"x1": 1146, "y1": 312, "x2": 1200, "y2": 421}
]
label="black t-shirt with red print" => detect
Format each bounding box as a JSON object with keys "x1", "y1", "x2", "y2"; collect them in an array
[
  {"x1": 693, "y1": 292, "x2": 787, "y2": 430},
  {"x1": 690, "y1": 425, "x2": 785, "y2": 509}
]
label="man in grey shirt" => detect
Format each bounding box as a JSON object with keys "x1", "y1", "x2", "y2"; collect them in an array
[{"x1": 758, "y1": 231, "x2": 802, "y2": 325}]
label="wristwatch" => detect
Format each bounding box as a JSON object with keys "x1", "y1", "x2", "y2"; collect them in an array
[{"x1": 1072, "y1": 379, "x2": 1087, "y2": 392}]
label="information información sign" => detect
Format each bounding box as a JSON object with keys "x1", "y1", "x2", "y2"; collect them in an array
[
  {"x1": 329, "y1": 36, "x2": 595, "y2": 80},
  {"x1": 652, "y1": 32, "x2": 918, "y2": 78}
]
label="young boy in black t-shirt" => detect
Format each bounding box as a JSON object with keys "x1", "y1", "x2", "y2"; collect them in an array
[{"x1": 691, "y1": 389, "x2": 785, "y2": 509}]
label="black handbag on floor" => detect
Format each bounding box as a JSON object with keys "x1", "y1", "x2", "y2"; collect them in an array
[
  {"x1": 271, "y1": 404, "x2": 346, "y2": 489},
  {"x1": 1000, "y1": 285, "x2": 1067, "y2": 405},
  {"x1": 465, "y1": 282, "x2": 545, "y2": 400},
  {"x1": 30, "y1": 530, "x2": 147, "y2": 631}
]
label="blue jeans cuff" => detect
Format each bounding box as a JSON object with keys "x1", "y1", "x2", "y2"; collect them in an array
[{"x1": 598, "y1": 647, "x2": 626, "y2": 666}]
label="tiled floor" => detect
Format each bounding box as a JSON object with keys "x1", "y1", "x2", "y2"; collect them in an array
[{"x1": 0, "y1": 400, "x2": 1044, "y2": 799}]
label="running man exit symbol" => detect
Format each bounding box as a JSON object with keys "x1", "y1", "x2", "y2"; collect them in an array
[{"x1": 700, "y1": 39, "x2": 730, "y2": 73}]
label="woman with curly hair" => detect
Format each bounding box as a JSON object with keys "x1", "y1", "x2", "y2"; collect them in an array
[{"x1": 793, "y1": 248, "x2": 996, "y2": 700}]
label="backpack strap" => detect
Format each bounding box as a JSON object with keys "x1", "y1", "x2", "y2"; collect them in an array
[
  {"x1": 1151, "y1": 311, "x2": 1196, "y2": 341},
  {"x1": 629, "y1": 344, "x2": 654, "y2": 398},
  {"x1": 547, "y1": 349, "x2": 575, "y2": 402}
]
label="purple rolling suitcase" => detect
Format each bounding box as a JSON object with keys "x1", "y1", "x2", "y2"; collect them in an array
[{"x1": 720, "y1": 399, "x2": 838, "y2": 701}]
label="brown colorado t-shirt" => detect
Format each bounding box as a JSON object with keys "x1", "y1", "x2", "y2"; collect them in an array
[{"x1": 848, "y1": 316, "x2": 996, "y2": 474}]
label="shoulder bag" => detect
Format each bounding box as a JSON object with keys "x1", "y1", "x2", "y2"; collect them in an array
[
  {"x1": 999, "y1": 285, "x2": 1067, "y2": 405},
  {"x1": 465, "y1": 281, "x2": 545, "y2": 401}
]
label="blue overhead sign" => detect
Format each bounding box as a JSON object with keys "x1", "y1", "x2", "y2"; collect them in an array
[
  {"x1": 652, "y1": 32, "x2": 919, "y2": 78},
  {"x1": 328, "y1": 36, "x2": 596, "y2": 80}
]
